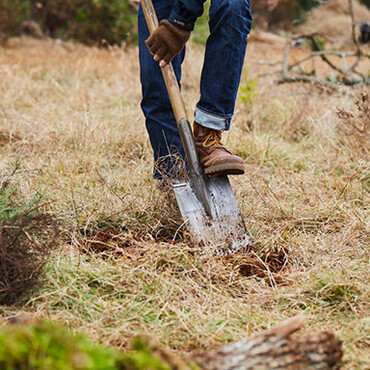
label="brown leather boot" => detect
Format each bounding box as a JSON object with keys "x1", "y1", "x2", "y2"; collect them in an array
[{"x1": 193, "y1": 122, "x2": 245, "y2": 176}]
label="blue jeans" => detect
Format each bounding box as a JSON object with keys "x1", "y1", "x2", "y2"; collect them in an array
[{"x1": 138, "y1": 0, "x2": 252, "y2": 179}]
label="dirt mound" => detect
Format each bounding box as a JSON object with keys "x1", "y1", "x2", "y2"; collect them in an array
[{"x1": 298, "y1": 0, "x2": 370, "y2": 47}]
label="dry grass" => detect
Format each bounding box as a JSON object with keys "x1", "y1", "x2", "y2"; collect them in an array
[{"x1": 0, "y1": 36, "x2": 369, "y2": 368}]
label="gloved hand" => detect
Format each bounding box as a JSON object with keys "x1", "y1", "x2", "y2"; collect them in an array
[{"x1": 145, "y1": 20, "x2": 190, "y2": 68}]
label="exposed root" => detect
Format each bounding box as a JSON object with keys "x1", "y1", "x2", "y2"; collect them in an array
[{"x1": 224, "y1": 247, "x2": 289, "y2": 285}]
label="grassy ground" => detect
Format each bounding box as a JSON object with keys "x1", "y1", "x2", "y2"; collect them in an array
[{"x1": 0, "y1": 36, "x2": 369, "y2": 368}]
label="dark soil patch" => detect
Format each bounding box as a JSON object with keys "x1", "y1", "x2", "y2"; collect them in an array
[{"x1": 225, "y1": 247, "x2": 289, "y2": 285}]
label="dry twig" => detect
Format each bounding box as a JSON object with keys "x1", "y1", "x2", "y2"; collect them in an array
[{"x1": 278, "y1": 1, "x2": 369, "y2": 86}]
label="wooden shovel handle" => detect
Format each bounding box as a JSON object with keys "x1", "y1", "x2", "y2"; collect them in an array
[
  {"x1": 140, "y1": 0, "x2": 211, "y2": 216},
  {"x1": 140, "y1": 0, "x2": 188, "y2": 124}
]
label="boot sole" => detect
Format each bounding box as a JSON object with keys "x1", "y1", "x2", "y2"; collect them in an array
[{"x1": 204, "y1": 163, "x2": 245, "y2": 176}]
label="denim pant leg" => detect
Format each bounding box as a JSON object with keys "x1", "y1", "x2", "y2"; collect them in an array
[
  {"x1": 138, "y1": 2, "x2": 186, "y2": 180},
  {"x1": 195, "y1": 0, "x2": 253, "y2": 131}
]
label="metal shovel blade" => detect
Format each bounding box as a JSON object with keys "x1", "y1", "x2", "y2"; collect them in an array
[{"x1": 173, "y1": 176, "x2": 251, "y2": 256}]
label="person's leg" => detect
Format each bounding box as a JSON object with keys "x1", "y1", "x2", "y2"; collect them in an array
[
  {"x1": 193, "y1": 0, "x2": 252, "y2": 175},
  {"x1": 138, "y1": 1, "x2": 186, "y2": 180},
  {"x1": 195, "y1": 0, "x2": 252, "y2": 130}
]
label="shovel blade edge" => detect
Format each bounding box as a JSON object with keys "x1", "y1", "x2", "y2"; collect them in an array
[{"x1": 173, "y1": 176, "x2": 251, "y2": 256}]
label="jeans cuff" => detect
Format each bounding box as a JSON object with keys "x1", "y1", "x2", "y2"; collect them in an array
[{"x1": 194, "y1": 107, "x2": 231, "y2": 131}]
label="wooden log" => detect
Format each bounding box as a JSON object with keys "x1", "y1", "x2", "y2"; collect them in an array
[{"x1": 192, "y1": 317, "x2": 342, "y2": 370}]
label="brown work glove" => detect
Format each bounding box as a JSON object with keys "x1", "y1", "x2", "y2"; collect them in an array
[{"x1": 145, "y1": 20, "x2": 190, "y2": 67}]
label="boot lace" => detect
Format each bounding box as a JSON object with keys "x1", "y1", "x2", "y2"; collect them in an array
[{"x1": 203, "y1": 131, "x2": 223, "y2": 149}]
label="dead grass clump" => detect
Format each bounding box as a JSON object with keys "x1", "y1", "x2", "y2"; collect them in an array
[
  {"x1": 154, "y1": 153, "x2": 188, "y2": 184},
  {"x1": 265, "y1": 96, "x2": 313, "y2": 143},
  {"x1": 125, "y1": 196, "x2": 184, "y2": 242},
  {"x1": 337, "y1": 91, "x2": 370, "y2": 156},
  {"x1": 77, "y1": 221, "x2": 131, "y2": 257}
]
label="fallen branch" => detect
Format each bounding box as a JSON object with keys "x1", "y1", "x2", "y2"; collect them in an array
[
  {"x1": 192, "y1": 317, "x2": 342, "y2": 370},
  {"x1": 249, "y1": 30, "x2": 287, "y2": 45},
  {"x1": 277, "y1": 75, "x2": 370, "y2": 89},
  {"x1": 283, "y1": 34, "x2": 366, "y2": 77},
  {"x1": 288, "y1": 50, "x2": 357, "y2": 71},
  {"x1": 277, "y1": 2, "x2": 369, "y2": 86}
]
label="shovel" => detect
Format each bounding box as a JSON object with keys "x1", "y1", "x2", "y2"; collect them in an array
[{"x1": 141, "y1": 0, "x2": 252, "y2": 255}]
